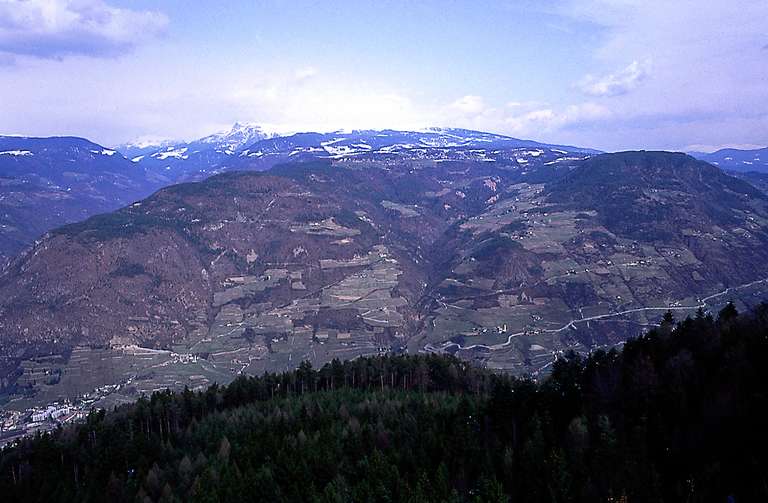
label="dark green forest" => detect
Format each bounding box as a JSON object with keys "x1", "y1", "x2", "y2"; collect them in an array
[{"x1": 2, "y1": 303, "x2": 768, "y2": 502}]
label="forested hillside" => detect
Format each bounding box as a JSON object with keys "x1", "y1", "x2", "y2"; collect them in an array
[{"x1": 2, "y1": 303, "x2": 767, "y2": 502}]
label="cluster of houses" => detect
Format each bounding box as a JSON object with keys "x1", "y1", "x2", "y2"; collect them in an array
[
  {"x1": 1, "y1": 401, "x2": 88, "y2": 448},
  {"x1": 31, "y1": 404, "x2": 72, "y2": 423}
]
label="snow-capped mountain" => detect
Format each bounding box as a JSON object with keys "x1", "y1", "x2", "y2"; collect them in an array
[
  {"x1": 234, "y1": 128, "x2": 599, "y2": 169},
  {"x1": 117, "y1": 122, "x2": 272, "y2": 182},
  {"x1": 0, "y1": 126, "x2": 600, "y2": 273},
  {"x1": 197, "y1": 122, "x2": 271, "y2": 152},
  {"x1": 118, "y1": 124, "x2": 600, "y2": 183},
  {"x1": 242, "y1": 128, "x2": 596, "y2": 156}
]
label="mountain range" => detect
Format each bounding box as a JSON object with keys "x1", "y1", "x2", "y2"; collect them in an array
[
  {"x1": 0, "y1": 126, "x2": 595, "y2": 268},
  {"x1": 121, "y1": 125, "x2": 599, "y2": 179},
  {"x1": 2, "y1": 135, "x2": 768, "y2": 411}
]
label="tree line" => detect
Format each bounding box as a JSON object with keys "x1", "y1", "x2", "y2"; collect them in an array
[{"x1": 1, "y1": 302, "x2": 767, "y2": 502}]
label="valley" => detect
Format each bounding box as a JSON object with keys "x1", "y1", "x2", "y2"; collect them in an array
[
  {"x1": 3, "y1": 145, "x2": 768, "y2": 431},
  {"x1": 5, "y1": 3, "x2": 768, "y2": 498}
]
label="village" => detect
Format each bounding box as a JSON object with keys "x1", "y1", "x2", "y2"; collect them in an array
[{"x1": 0, "y1": 384, "x2": 119, "y2": 447}]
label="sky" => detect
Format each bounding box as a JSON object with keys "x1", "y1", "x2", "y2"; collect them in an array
[{"x1": 0, "y1": 0, "x2": 766, "y2": 152}]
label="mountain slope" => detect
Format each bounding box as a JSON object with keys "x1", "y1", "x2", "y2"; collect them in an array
[
  {"x1": 412, "y1": 151, "x2": 768, "y2": 370},
  {"x1": 548, "y1": 151, "x2": 767, "y2": 241},
  {"x1": 0, "y1": 127, "x2": 594, "y2": 270},
  {"x1": 0, "y1": 136, "x2": 158, "y2": 268},
  {"x1": 0, "y1": 149, "x2": 583, "y2": 395},
  {"x1": 732, "y1": 171, "x2": 768, "y2": 195},
  {"x1": 2, "y1": 151, "x2": 768, "y2": 408}
]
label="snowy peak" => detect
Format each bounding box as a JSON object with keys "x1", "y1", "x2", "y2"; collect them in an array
[
  {"x1": 117, "y1": 138, "x2": 177, "y2": 158},
  {"x1": 114, "y1": 123, "x2": 272, "y2": 181},
  {"x1": 197, "y1": 122, "x2": 270, "y2": 152},
  {"x1": 117, "y1": 123, "x2": 270, "y2": 159}
]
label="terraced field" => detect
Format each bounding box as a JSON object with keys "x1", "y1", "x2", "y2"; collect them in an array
[{"x1": 4, "y1": 151, "x2": 768, "y2": 411}]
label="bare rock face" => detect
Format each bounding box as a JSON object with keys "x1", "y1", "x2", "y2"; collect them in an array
[{"x1": 2, "y1": 151, "x2": 768, "y2": 389}]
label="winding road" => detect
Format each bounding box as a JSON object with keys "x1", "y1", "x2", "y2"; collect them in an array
[{"x1": 429, "y1": 276, "x2": 768, "y2": 352}]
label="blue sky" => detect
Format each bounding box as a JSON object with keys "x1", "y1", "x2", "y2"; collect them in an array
[{"x1": 0, "y1": 0, "x2": 766, "y2": 152}]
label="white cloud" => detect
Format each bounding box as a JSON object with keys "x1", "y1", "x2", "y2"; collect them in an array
[
  {"x1": 447, "y1": 95, "x2": 488, "y2": 116},
  {"x1": 293, "y1": 66, "x2": 318, "y2": 82},
  {"x1": 2, "y1": 0, "x2": 766, "y2": 152},
  {"x1": 0, "y1": 0, "x2": 168, "y2": 60},
  {"x1": 578, "y1": 60, "x2": 650, "y2": 97},
  {"x1": 505, "y1": 100, "x2": 547, "y2": 109},
  {"x1": 503, "y1": 102, "x2": 611, "y2": 136},
  {"x1": 430, "y1": 95, "x2": 611, "y2": 142},
  {"x1": 551, "y1": 0, "x2": 768, "y2": 149},
  {"x1": 226, "y1": 73, "x2": 428, "y2": 135}
]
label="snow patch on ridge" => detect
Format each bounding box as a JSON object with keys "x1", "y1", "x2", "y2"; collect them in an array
[
  {"x1": 0, "y1": 150, "x2": 33, "y2": 156},
  {"x1": 152, "y1": 147, "x2": 189, "y2": 160}
]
